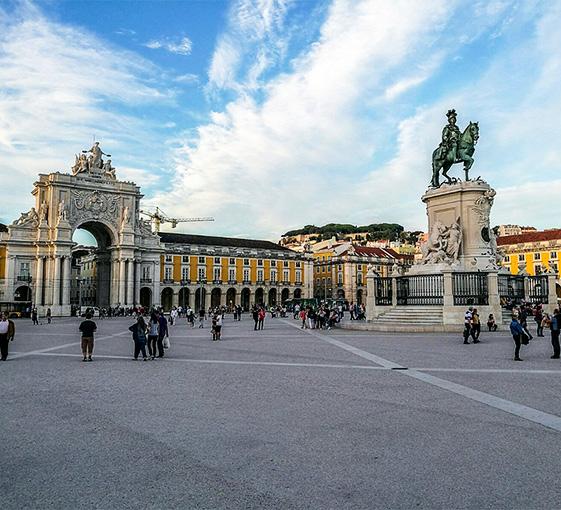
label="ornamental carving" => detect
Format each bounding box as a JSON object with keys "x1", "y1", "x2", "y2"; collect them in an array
[
  {"x1": 421, "y1": 218, "x2": 462, "y2": 265},
  {"x1": 71, "y1": 190, "x2": 119, "y2": 224},
  {"x1": 472, "y1": 188, "x2": 496, "y2": 229}
]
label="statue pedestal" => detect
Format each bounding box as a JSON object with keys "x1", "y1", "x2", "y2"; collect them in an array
[{"x1": 410, "y1": 179, "x2": 499, "y2": 274}]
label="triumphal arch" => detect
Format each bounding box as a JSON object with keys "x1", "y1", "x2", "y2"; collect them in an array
[{"x1": 0, "y1": 143, "x2": 162, "y2": 315}]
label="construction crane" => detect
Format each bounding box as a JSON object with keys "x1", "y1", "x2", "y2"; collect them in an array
[{"x1": 139, "y1": 207, "x2": 214, "y2": 233}]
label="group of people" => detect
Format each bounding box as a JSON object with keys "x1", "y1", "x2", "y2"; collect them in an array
[
  {"x1": 296, "y1": 304, "x2": 342, "y2": 330},
  {"x1": 509, "y1": 304, "x2": 561, "y2": 361}
]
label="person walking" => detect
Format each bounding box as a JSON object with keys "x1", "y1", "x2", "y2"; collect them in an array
[
  {"x1": 215, "y1": 313, "x2": 223, "y2": 340},
  {"x1": 258, "y1": 307, "x2": 265, "y2": 330},
  {"x1": 31, "y1": 307, "x2": 39, "y2": 325},
  {"x1": 0, "y1": 313, "x2": 16, "y2": 361},
  {"x1": 470, "y1": 308, "x2": 481, "y2": 343},
  {"x1": 78, "y1": 312, "x2": 97, "y2": 362},
  {"x1": 549, "y1": 309, "x2": 561, "y2": 359},
  {"x1": 463, "y1": 307, "x2": 473, "y2": 344},
  {"x1": 129, "y1": 316, "x2": 149, "y2": 361},
  {"x1": 157, "y1": 312, "x2": 169, "y2": 358},
  {"x1": 299, "y1": 308, "x2": 307, "y2": 329},
  {"x1": 252, "y1": 306, "x2": 259, "y2": 331},
  {"x1": 510, "y1": 315, "x2": 526, "y2": 361},
  {"x1": 535, "y1": 306, "x2": 544, "y2": 337},
  {"x1": 198, "y1": 308, "x2": 205, "y2": 328},
  {"x1": 46, "y1": 307, "x2": 52, "y2": 324},
  {"x1": 147, "y1": 313, "x2": 159, "y2": 360}
]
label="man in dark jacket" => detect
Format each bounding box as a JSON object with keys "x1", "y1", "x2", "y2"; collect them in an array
[
  {"x1": 550, "y1": 309, "x2": 561, "y2": 359},
  {"x1": 157, "y1": 312, "x2": 169, "y2": 358},
  {"x1": 79, "y1": 313, "x2": 97, "y2": 362},
  {"x1": 510, "y1": 316, "x2": 525, "y2": 361},
  {"x1": 0, "y1": 313, "x2": 16, "y2": 361}
]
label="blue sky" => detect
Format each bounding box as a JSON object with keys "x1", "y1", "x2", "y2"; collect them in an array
[{"x1": 0, "y1": 0, "x2": 560, "y2": 241}]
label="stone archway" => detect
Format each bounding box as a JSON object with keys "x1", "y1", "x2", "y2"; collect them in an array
[
  {"x1": 293, "y1": 288, "x2": 302, "y2": 300},
  {"x1": 241, "y1": 288, "x2": 251, "y2": 311},
  {"x1": 179, "y1": 287, "x2": 190, "y2": 308},
  {"x1": 255, "y1": 288, "x2": 264, "y2": 306},
  {"x1": 14, "y1": 285, "x2": 32, "y2": 302},
  {"x1": 195, "y1": 288, "x2": 207, "y2": 311},
  {"x1": 356, "y1": 289, "x2": 363, "y2": 305},
  {"x1": 226, "y1": 288, "x2": 236, "y2": 310},
  {"x1": 161, "y1": 287, "x2": 173, "y2": 311},
  {"x1": 140, "y1": 287, "x2": 152, "y2": 308},
  {"x1": 281, "y1": 288, "x2": 289, "y2": 304},
  {"x1": 211, "y1": 288, "x2": 221, "y2": 308},
  {"x1": 268, "y1": 288, "x2": 277, "y2": 307}
]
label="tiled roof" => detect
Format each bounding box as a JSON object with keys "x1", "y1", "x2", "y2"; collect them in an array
[
  {"x1": 344, "y1": 245, "x2": 414, "y2": 260},
  {"x1": 497, "y1": 229, "x2": 561, "y2": 246},
  {"x1": 158, "y1": 232, "x2": 293, "y2": 252}
]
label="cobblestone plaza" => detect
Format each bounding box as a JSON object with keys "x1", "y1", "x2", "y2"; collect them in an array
[{"x1": 2, "y1": 316, "x2": 561, "y2": 509}]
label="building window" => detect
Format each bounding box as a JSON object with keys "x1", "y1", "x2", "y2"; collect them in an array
[
  {"x1": 357, "y1": 264, "x2": 362, "y2": 271},
  {"x1": 243, "y1": 258, "x2": 250, "y2": 266},
  {"x1": 243, "y1": 268, "x2": 250, "y2": 282},
  {"x1": 535, "y1": 264, "x2": 543, "y2": 275},
  {"x1": 504, "y1": 255, "x2": 510, "y2": 262},
  {"x1": 295, "y1": 270, "x2": 301, "y2": 283},
  {"x1": 164, "y1": 267, "x2": 172, "y2": 280},
  {"x1": 283, "y1": 261, "x2": 289, "y2": 267},
  {"x1": 283, "y1": 270, "x2": 289, "y2": 282},
  {"x1": 198, "y1": 256, "x2": 206, "y2": 264},
  {"x1": 182, "y1": 256, "x2": 189, "y2": 263},
  {"x1": 165, "y1": 255, "x2": 172, "y2": 263},
  {"x1": 214, "y1": 267, "x2": 221, "y2": 281},
  {"x1": 550, "y1": 251, "x2": 558, "y2": 259},
  {"x1": 198, "y1": 267, "x2": 206, "y2": 281},
  {"x1": 19, "y1": 262, "x2": 30, "y2": 276},
  {"x1": 296, "y1": 261, "x2": 301, "y2": 268},
  {"x1": 142, "y1": 266, "x2": 150, "y2": 279},
  {"x1": 357, "y1": 272, "x2": 362, "y2": 284},
  {"x1": 257, "y1": 259, "x2": 263, "y2": 266},
  {"x1": 518, "y1": 254, "x2": 525, "y2": 262},
  {"x1": 316, "y1": 278, "x2": 320, "y2": 285},
  {"x1": 338, "y1": 273, "x2": 343, "y2": 284},
  {"x1": 182, "y1": 267, "x2": 189, "y2": 281},
  {"x1": 271, "y1": 270, "x2": 277, "y2": 282},
  {"x1": 551, "y1": 263, "x2": 558, "y2": 274},
  {"x1": 257, "y1": 269, "x2": 264, "y2": 281},
  {"x1": 229, "y1": 268, "x2": 236, "y2": 281},
  {"x1": 338, "y1": 264, "x2": 342, "y2": 270},
  {"x1": 534, "y1": 253, "x2": 541, "y2": 261},
  {"x1": 214, "y1": 257, "x2": 221, "y2": 264},
  {"x1": 229, "y1": 258, "x2": 235, "y2": 265}
]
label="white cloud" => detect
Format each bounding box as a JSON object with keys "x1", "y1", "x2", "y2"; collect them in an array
[
  {"x1": 174, "y1": 73, "x2": 199, "y2": 84},
  {"x1": 0, "y1": 4, "x2": 172, "y2": 223},
  {"x1": 144, "y1": 36, "x2": 192, "y2": 55}
]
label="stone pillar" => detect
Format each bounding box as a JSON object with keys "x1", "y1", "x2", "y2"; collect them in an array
[
  {"x1": 110, "y1": 256, "x2": 119, "y2": 306},
  {"x1": 125, "y1": 259, "x2": 134, "y2": 306},
  {"x1": 34, "y1": 256, "x2": 44, "y2": 306},
  {"x1": 487, "y1": 271, "x2": 503, "y2": 321},
  {"x1": 365, "y1": 270, "x2": 377, "y2": 321},
  {"x1": 547, "y1": 273, "x2": 558, "y2": 314},
  {"x1": 442, "y1": 271, "x2": 455, "y2": 326},
  {"x1": 7, "y1": 256, "x2": 16, "y2": 299},
  {"x1": 134, "y1": 260, "x2": 141, "y2": 305},
  {"x1": 172, "y1": 290, "x2": 179, "y2": 307},
  {"x1": 391, "y1": 275, "x2": 398, "y2": 307},
  {"x1": 61, "y1": 256, "x2": 71, "y2": 307},
  {"x1": 152, "y1": 261, "x2": 161, "y2": 307},
  {"x1": 118, "y1": 258, "x2": 126, "y2": 306},
  {"x1": 52, "y1": 256, "x2": 61, "y2": 306},
  {"x1": 220, "y1": 290, "x2": 227, "y2": 307}
]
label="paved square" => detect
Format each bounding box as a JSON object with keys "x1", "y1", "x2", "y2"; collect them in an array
[{"x1": 2, "y1": 315, "x2": 561, "y2": 509}]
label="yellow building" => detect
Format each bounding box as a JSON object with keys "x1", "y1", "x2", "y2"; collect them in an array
[
  {"x1": 498, "y1": 229, "x2": 561, "y2": 277},
  {"x1": 157, "y1": 232, "x2": 313, "y2": 311},
  {"x1": 312, "y1": 242, "x2": 413, "y2": 304}
]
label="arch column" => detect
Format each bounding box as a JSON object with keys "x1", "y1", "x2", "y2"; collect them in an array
[
  {"x1": 61, "y1": 256, "x2": 71, "y2": 307},
  {"x1": 110, "y1": 256, "x2": 120, "y2": 306},
  {"x1": 125, "y1": 259, "x2": 134, "y2": 306},
  {"x1": 34, "y1": 256, "x2": 44, "y2": 306},
  {"x1": 134, "y1": 259, "x2": 141, "y2": 305},
  {"x1": 52, "y1": 255, "x2": 61, "y2": 306},
  {"x1": 118, "y1": 258, "x2": 126, "y2": 306}
]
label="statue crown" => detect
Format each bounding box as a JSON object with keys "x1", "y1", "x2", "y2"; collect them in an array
[{"x1": 446, "y1": 109, "x2": 457, "y2": 119}]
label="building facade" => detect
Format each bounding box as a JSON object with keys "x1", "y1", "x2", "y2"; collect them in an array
[
  {"x1": 498, "y1": 229, "x2": 561, "y2": 278},
  {"x1": 0, "y1": 145, "x2": 312, "y2": 315},
  {"x1": 312, "y1": 243, "x2": 413, "y2": 304}
]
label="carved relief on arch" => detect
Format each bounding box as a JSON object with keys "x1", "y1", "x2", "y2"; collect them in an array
[{"x1": 70, "y1": 190, "x2": 120, "y2": 227}]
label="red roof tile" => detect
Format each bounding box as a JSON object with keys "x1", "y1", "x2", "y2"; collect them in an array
[{"x1": 497, "y1": 229, "x2": 561, "y2": 246}]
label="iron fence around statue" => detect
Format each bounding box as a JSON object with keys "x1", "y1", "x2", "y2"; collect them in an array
[
  {"x1": 527, "y1": 275, "x2": 549, "y2": 304},
  {"x1": 498, "y1": 275, "x2": 527, "y2": 307},
  {"x1": 396, "y1": 275, "x2": 443, "y2": 306},
  {"x1": 374, "y1": 277, "x2": 392, "y2": 306},
  {"x1": 452, "y1": 273, "x2": 489, "y2": 306}
]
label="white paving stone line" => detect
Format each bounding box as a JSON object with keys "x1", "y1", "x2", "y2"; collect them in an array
[
  {"x1": 282, "y1": 320, "x2": 561, "y2": 433},
  {"x1": 9, "y1": 330, "x2": 131, "y2": 359}
]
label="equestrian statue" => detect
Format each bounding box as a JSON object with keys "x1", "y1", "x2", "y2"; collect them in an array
[{"x1": 431, "y1": 109, "x2": 479, "y2": 188}]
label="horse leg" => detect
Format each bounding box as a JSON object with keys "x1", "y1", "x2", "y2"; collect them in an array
[
  {"x1": 442, "y1": 161, "x2": 453, "y2": 184},
  {"x1": 463, "y1": 155, "x2": 473, "y2": 181}
]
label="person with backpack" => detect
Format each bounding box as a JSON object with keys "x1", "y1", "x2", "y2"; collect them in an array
[
  {"x1": 147, "y1": 313, "x2": 159, "y2": 359},
  {"x1": 129, "y1": 316, "x2": 149, "y2": 361},
  {"x1": 78, "y1": 312, "x2": 97, "y2": 362},
  {"x1": 549, "y1": 309, "x2": 561, "y2": 359}
]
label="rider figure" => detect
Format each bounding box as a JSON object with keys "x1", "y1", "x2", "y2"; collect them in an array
[{"x1": 437, "y1": 109, "x2": 461, "y2": 161}]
